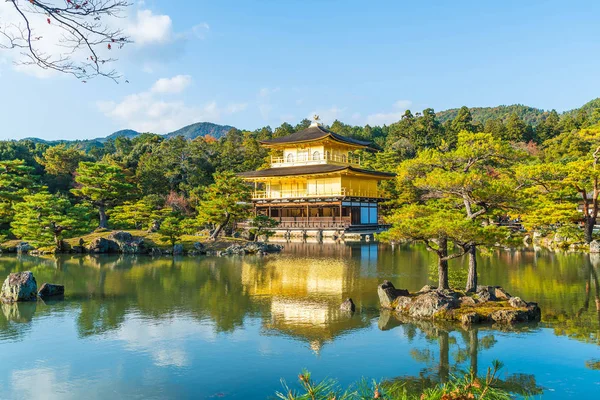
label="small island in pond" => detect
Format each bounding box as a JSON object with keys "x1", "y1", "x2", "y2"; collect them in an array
[{"x1": 378, "y1": 280, "x2": 541, "y2": 325}]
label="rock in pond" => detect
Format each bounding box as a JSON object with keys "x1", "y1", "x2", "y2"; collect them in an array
[
  {"x1": 378, "y1": 281, "x2": 541, "y2": 325},
  {"x1": 340, "y1": 298, "x2": 356, "y2": 312},
  {"x1": 377, "y1": 280, "x2": 409, "y2": 309},
  {"x1": 590, "y1": 240, "x2": 600, "y2": 253},
  {"x1": 219, "y1": 242, "x2": 284, "y2": 256},
  {"x1": 408, "y1": 290, "x2": 459, "y2": 318},
  {"x1": 150, "y1": 247, "x2": 162, "y2": 257},
  {"x1": 87, "y1": 237, "x2": 120, "y2": 254},
  {"x1": 173, "y1": 244, "x2": 184, "y2": 255},
  {"x1": 508, "y1": 296, "x2": 528, "y2": 308},
  {"x1": 1, "y1": 271, "x2": 38, "y2": 303},
  {"x1": 16, "y1": 242, "x2": 34, "y2": 254},
  {"x1": 38, "y1": 283, "x2": 65, "y2": 299}
]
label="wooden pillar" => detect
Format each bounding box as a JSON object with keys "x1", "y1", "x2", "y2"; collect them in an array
[
  {"x1": 306, "y1": 203, "x2": 310, "y2": 227},
  {"x1": 349, "y1": 206, "x2": 352, "y2": 226}
]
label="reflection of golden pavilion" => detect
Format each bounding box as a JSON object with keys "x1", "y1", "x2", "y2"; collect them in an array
[
  {"x1": 241, "y1": 257, "x2": 351, "y2": 297},
  {"x1": 241, "y1": 256, "x2": 369, "y2": 352}
]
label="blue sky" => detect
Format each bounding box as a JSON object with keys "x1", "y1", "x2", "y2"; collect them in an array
[{"x1": 1, "y1": 0, "x2": 600, "y2": 140}]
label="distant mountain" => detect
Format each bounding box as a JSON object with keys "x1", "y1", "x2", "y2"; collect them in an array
[
  {"x1": 164, "y1": 122, "x2": 234, "y2": 140},
  {"x1": 12, "y1": 122, "x2": 235, "y2": 146},
  {"x1": 100, "y1": 129, "x2": 140, "y2": 142},
  {"x1": 563, "y1": 98, "x2": 600, "y2": 118},
  {"x1": 98, "y1": 122, "x2": 234, "y2": 142},
  {"x1": 436, "y1": 104, "x2": 550, "y2": 126}
]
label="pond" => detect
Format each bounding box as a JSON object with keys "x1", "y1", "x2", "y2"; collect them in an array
[{"x1": 0, "y1": 243, "x2": 598, "y2": 399}]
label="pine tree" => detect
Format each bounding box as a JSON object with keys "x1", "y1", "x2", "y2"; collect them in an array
[
  {"x1": 0, "y1": 160, "x2": 38, "y2": 228},
  {"x1": 11, "y1": 192, "x2": 92, "y2": 248},
  {"x1": 71, "y1": 161, "x2": 134, "y2": 229},
  {"x1": 197, "y1": 171, "x2": 251, "y2": 240}
]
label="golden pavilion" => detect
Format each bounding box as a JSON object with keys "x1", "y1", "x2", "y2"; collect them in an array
[{"x1": 239, "y1": 117, "x2": 394, "y2": 237}]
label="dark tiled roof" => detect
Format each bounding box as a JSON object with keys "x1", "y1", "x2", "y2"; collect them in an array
[
  {"x1": 260, "y1": 125, "x2": 371, "y2": 147},
  {"x1": 238, "y1": 164, "x2": 395, "y2": 178}
]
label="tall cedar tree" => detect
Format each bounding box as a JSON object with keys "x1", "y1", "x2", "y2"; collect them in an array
[
  {"x1": 71, "y1": 162, "x2": 134, "y2": 228},
  {"x1": 197, "y1": 171, "x2": 251, "y2": 240}
]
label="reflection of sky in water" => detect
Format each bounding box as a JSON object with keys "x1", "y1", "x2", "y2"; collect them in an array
[{"x1": 0, "y1": 244, "x2": 599, "y2": 398}]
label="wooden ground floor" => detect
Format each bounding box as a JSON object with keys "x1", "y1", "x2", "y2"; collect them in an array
[{"x1": 252, "y1": 199, "x2": 383, "y2": 230}]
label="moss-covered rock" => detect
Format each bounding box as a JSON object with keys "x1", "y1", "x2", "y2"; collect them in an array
[{"x1": 377, "y1": 280, "x2": 541, "y2": 325}]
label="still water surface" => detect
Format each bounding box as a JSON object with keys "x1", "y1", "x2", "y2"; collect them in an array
[{"x1": 0, "y1": 243, "x2": 599, "y2": 399}]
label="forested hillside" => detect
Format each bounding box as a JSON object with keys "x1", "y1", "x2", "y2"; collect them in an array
[
  {"x1": 2, "y1": 97, "x2": 600, "y2": 250},
  {"x1": 436, "y1": 104, "x2": 549, "y2": 125}
]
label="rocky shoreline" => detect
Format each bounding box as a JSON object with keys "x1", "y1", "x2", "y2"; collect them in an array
[
  {"x1": 378, "y1": 280, "x2": 541, "y2": 325},
  {"x1": 0, "y1": 231, "x2": 283, "y2": 257}
]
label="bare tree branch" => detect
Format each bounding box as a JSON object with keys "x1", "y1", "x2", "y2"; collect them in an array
[{"x1": 0, "y1": 0, "x2": 131, "y2": 81}]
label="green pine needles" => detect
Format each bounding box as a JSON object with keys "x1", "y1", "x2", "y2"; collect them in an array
[{"x1": 276, "y1": 362, "x2": 513, "y2": 400}]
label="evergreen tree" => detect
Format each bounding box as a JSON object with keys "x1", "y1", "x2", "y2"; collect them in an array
[
  {"x1": 248, "y1": 215, "x2": 279, "y2": 241},
  {"x1": 11, "y1": 192, "x2": 92, "y2": 248},
  {"x1": 396, "y1": 131, "x2": 520, "y2": 291},
  {"x1": 450, "y1": 106, "x2": 475, "y2": 135},
  {"x1": 71, "y1": 161, "x2": 134, "y2": 229},
  {"x1": 197, "y1": 171, "x2": 251, "y2": 240},
  {"x1": 159, "y1": 216, "x2": 183, "y2": 249},
  {"x1": 0, "y1": 160, "x2": 38, "y2": 228},
  {"x1": 36, "y1": 144, "x2": 88, "y2": 192}
]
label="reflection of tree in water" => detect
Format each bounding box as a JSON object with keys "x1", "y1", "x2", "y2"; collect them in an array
[
  {"x1": 545, "y1": 254, "x2": 600, "y2": 345},
  {"x1": 379, "y1": 312, "x2": 543, "y2": 397},
  {"x1": 0, "y1": 302, "x2": 37, "y2": 341},
  {"x1": 0, "y1": 254, "x2": 258, "y2": 338}
]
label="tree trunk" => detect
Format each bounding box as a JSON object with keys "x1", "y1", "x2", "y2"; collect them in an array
[
  {"x1": 438, "y1": 236, "x2": 449, "y2": 289},
  {"x1": 469, "y1": 328, "x2": 479, "y2": 374},
  {"x1": 98, "y1": 205, "x2": 108, "y2": 229},
  {"x1": 54, "y1": 234, "x2": 62, "y2": 252},
  {"x1": 465, "y1": 244, "x2": 477, "y2": 293},
  {"x1": 210, "y1": 213, "x2": 230, "y2": 241},
  {"x1": 584, "y1": 215, "x2": 595, "y2": 244},
  {"x1": 438, "y1": 330, "x2": 450, "y2": 383}
]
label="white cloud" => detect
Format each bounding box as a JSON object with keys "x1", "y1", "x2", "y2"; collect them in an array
[
  {"x1": 98, "y1": 76, "x2": 244, "y2": 133},
  {"x1": 259, "y1": 104, "x2": 273, "y2": 120},
  {"x1": 192, "y1": 23, "x2": 210, "y2": 39},
  {"x1": 126, "y1": 10, "x2": 173, "y2": 45},
  {"x1": 227, "y1": 103, "x2": 248, "y2": 113},
  {"x1": 257, "y1": 87, "x2": 280, "y2": 120},
  {"x1": 279, "y1": 114, "x2": 295, "y2": 122},
  {"x1": 151, "y1": 75, "x2": 192, "y2": 93},
  {"x1": 366, "y1": 100, "x2": 412, "y2": 126},
  {"x1": 258, "y1": 87, "x2": 280, "y2": 98},
  {"x1": 115, "y1": 315, "x2": 217, "y2": 368}
]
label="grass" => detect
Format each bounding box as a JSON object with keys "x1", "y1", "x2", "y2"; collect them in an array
[{"x1": 275, "y1": 361, "x2": 513, "y2": 400}]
